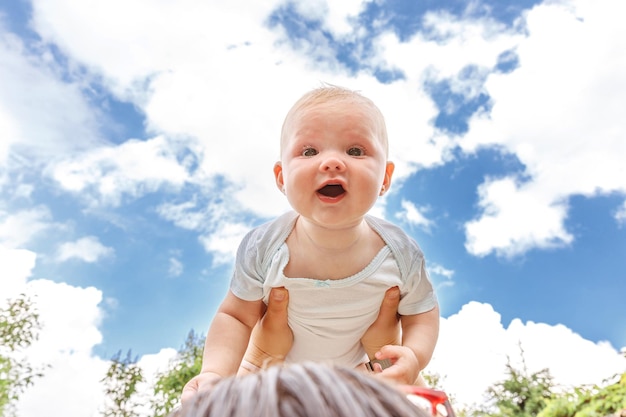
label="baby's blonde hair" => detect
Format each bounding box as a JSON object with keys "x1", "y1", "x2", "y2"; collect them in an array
[{"x1": 280, "y1": 84, "x2": 389, "y2": 156}]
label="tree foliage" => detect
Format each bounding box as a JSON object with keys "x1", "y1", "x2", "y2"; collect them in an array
[
  {"x1": 487, "y1": 362, "x2": 553, "y2": 417},
  {"x1": 471, "y1": 344, "x2": 554, "y2": 417},
  {"x1": 94, "y1": 330, "x2": 624, "y2": 417},
  {"x1": 151, "y1": 330, "x2": 204, "y2": 417},
  {"x1": 0, "y1": 294, "x2": 46, "y2": 417},
  {"x1": 423, "y1": 370, "x2": 444, "y2": 389},
  {"x1": 101, "y1": 350, "x2": 145, "y2": 417},
  {"x1": 460, "y1": 344, "x2": 625, "y2": 417},
  {"x1": 538, "y1": 372, "x2": 626, "y2": 417}
]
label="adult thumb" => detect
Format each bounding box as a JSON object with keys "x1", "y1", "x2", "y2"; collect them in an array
[
  {"x1": 265, "y1": 287, "x2": 289, "y2": 327},
  {"x1": 180, "y1": 378, "x2": 199, "y2": 404},
  {"x1": 378, "y1": 286, "x2": 400, "y2": 325}
]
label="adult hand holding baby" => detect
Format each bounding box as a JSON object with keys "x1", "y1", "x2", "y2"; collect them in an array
[{"x1": 181, "y1": 287, "x2": 292, "y2": 403}]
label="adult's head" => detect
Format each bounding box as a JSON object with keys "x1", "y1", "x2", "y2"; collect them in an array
[{"x1": 172, "y1": 362, "x2": 429, "y2": 417}]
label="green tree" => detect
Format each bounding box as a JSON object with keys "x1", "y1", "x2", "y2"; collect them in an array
[
  {"x1": 423, "y1": 370, "x2": 444, "y2": 390},
  {"x1": 151, "y1": 330, "x2": 204, "y2": 417},
  {"x1": 0, "y1": 294, "x2": 46, "y2": 417},
  {"x1": 101, "y1": 350, "x2": 144, "y2": 417},
  {"x1": 474, "y1": 344, "x2": 554, "y2": 417},
  {"x1": 538, "y1": 372, "x2": 626, "y2": 417}
]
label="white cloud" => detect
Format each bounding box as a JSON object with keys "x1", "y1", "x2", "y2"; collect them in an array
[
  {"x1": 137, "y1": 348, "x2": 178, "y2": 382},
  {"x1": 0, "y1": 246, "x2": 37, "y2": 300},
  {"x1": 396, "y1": 199, "x2": 433, "y2": 230},
  {"x1": 51, "y1": 136, "x2": 190, "y2": 207},
  {"x1": 157, "y1": 197, "x2": 258, "y2": 264},
  {"x1": 56, "y1": 236, "x2": 114, "y2": 263},
  {"x1": 0, "y1": 206, "x2": 56, "y2": 248},
  {"x1": 0, "y1": 246, "x2": 174, "y2": 417},
  {"x1": 13, "y1": 183, "x2": 35, "y2": 200},
  {"x1": 365, "y1": 82, "x2": 451, "y2": 181},
  {"x1": 156, "y1": 198, "x2": 207, "y2": 231},
  {"x1": 366, "y1": 0, "x2": 626, "y2": 258},
  {"x1": 136, "y1": 348, "x2": 180, "y2": 409},
  {"x1": 0, "y1": 245, "x2": 177, "y2": 417},
  {"x1": 615, "y1": 201, "x2": 626, "y2": 225},
  {"x1": 430, "y1": 302, "x2": 626, "y2": 409},
  {"x1": 370, "y1": 10, "x2": 521, "y2": 91},
  {"x1": 292, "y1": 0, "x2": 370, "y2": 37},
  {"x1": 0, "y1": 246, "x2": 108, "y2": 417},
  {"x1": 360, "y1": 12, "x2": 521, "y2": 182},
  {"x1": 15, "y1": 281, "x2": 107, "y2": 417},
  {"x1": 464, "y1": 177, "x2": 574, "y2": 257},
  {"x1": 458, "y1": 0, "x2": 626, "y2": 256},
  {"x1": 29, "y1": 0, "x2": 284, "y2": 99},
  {"x1": 199, "y1": 221, "x2": 253, "y2": 266},
  {"x1": 17, "y1": 351, "x2": 108, "y2": 417},
  {"x1": 0, "y1": 27, "x2": 104, "y2": 169},
  {"x1": 428, "y1": 263, "x2": 455, "y2": 292},
  {"x1": 9, "y1": 280, "x2": 177, "y2": 417},
  {"x1": 24, "y1": 279, "x2": 104, "y2": 358},
  {"x1": 428, "y1": 264, "x2": 454, "y2": 279},
  {"x1": 168, "y1": 257, "x2": 184, "y2": 277},
  {"x1": 0, "y1": 100, "x2": 19, "y2": 164},
  {"x1": 100, "y1": 348, "x2": 179, "y2": 417}
]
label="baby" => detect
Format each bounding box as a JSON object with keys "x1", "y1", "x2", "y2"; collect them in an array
[{"x1": 183, "y1": 85, "x2": 439, "y2": 399}]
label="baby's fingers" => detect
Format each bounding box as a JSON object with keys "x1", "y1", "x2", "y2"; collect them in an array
[{"x1": 374, "y1": 345, "x2": 419, "y2": 385}]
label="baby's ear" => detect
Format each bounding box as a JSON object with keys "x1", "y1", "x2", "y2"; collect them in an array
[
  {"x1": 383, "y1": 161, "x2": 395, "y2": 191},
  {"x1": 273, "y1": 162, "x2": 285, "y2": 193}
]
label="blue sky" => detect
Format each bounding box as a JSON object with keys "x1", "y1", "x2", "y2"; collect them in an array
[{"x1": 1, "y1": 0, "x2": 625, "y2": 415}]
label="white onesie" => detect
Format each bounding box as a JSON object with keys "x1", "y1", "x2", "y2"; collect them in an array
[{"x1": 230, "y1": 211, "x2": 437, "y2": 368}]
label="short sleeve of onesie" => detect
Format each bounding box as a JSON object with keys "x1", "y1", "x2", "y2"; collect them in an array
[
  {"x1": 365, "y1": 215, "x2": 437, "y2": 316},
  {"x1": 229, "y1": 212, "x2": 297, "y2": 301},
  {"x1": 397, "y1": 255, "x2": 437, "y2": 316}
]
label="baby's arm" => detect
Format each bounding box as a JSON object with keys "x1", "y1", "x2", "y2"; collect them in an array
[
  {"x1": 374, "y1": 304, "x2": 440, "y2": 384},
  {"x1": 181, "y1": 291, "x2": 263, "y2": 402}
]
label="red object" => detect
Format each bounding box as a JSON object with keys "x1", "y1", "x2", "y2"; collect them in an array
[{"x1": 398, "y1": 385, "x2": 457, "y2": 417}]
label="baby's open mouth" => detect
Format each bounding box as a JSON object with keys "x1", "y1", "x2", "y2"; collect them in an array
[{"x1": 317, "y1": 184, "x2": 345, "y2": 198}]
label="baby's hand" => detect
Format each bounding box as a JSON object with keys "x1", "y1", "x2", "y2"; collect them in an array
[
  {"x1": 181, "y1": 372, "x2": 221, "y2": 404},
  {"x1": 371, "y1": 344, "x2": 420, "y2": 385}
]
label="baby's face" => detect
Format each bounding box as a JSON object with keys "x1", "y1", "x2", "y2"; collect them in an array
[{"x1": 275, "y1": 100, "x2": 393, "y2": 228}]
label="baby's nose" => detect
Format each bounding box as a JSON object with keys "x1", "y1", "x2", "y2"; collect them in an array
[{"x1": 320, "y1": 155, "x2": 346, "y2": 171}]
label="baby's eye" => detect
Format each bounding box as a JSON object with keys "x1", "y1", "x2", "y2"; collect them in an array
[
  {"x1": 347, "y1": 147, "x2": 365, "y2": 157},
  {"x1": 302, "y1": 147, "x2": 318, "y2": 157}
]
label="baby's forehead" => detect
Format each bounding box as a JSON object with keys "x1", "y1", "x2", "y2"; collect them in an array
[
  {"x1": 286, "y1": 99, "x2": 386, "y2": 133},
  {"x1": 296, "y1": 100, "x2": 378, "y2": 123},
  {"x1": 296, "y1": 95, "x2": 378, "y2": 116},
  {"x1": 280, "y1": 92, "x2": 390, "y2": 154}
]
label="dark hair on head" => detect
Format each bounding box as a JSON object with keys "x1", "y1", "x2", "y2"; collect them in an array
[{"x1": 172, "y1": 362, "x2": 428, "y2": 417}]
